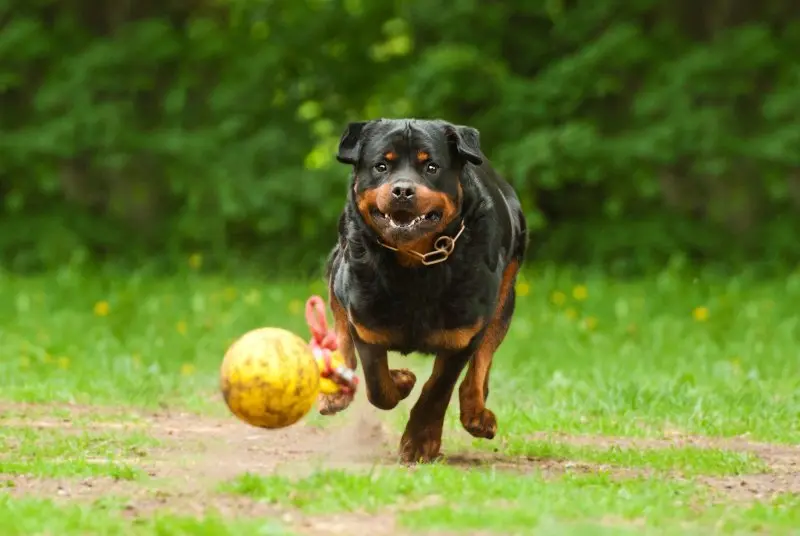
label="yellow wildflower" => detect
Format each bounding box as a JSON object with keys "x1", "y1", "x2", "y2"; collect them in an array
[
  {"x1": 19, "y1": 356, "x2": 30, "y2": 369},
  {"x1": 516, "y1": 281, "x2": 530, "y2": 297},
  {"x1": 551, "y1": 291, "x2": 566, "y2": 306},
  {"x1": 565, "y1": 307, "x2": 578, "y2": 320},
  {"x1": 288, "y1": 299, "x2": 303, "y2": 315},
  {"x1": 188, "y1": 253, "x2": 203, "y2": 270},
  {"x1": 57, "y1": 357, "x2": 70, "y2": 370},
  {"x1": 93, "y1": 301, "x2": 110, "y2": 317},
  {"x1": 692, "y1": 306, "x2": 709, "y2": 322},
  {"x1": 176, "y1": 320, "x2": 188, "y2": 336},
  {"x1": 180, "y1": 363, "x2": 196, "y2": 376},
  {"x1": 244, "y1": 289, "x2": 261, "y2": 305},
  {"x1": 223, "y1": 287, "x2": 238, "y2": 302},
  {"x1": 572, "y1": 285, "x2": 588, "y2": 301},
  {"x1": 132, "y1": 354, "x2": 142, "y2": 367},
  {"x1": 583, "y1": 316, "x2": 598, "y2": 331}
]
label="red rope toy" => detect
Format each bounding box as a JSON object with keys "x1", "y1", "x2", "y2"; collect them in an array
[{"x1": 305, "y1": 295, "x2": 358, "y2": 395}]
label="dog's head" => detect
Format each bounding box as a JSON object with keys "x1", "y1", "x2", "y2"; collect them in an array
[{"x1": 336, "y1": 118, "x2": 483, "y2": 250}]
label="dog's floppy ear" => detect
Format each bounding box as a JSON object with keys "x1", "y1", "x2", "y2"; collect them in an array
[
  {"x1": 336, "y1": 121, "x2": 369, "y2": 165},
  {"x1": 445, "y1": 124, "x2": 483, "y2": 166}
]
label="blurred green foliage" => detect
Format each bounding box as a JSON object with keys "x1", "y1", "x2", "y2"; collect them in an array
[{"x1": 1, "y1": 0, "x2": 799, "y2": 275}]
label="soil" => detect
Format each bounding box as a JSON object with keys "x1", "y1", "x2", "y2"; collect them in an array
[
  {"x1": 526, "y1": 431, "x2": 800, "y2": 501},
  {"x1": 2, "y1": 400, "x2": 799, "y2": 534}
]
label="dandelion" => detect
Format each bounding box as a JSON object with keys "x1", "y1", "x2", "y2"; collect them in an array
[
  {"x1": 516, "y1": 281, "x2": 530, "y2": 297},
  {"x1": 582, "y1": 316, "x2": 598, "y2": 331},
  {"x1": 57, "y1": 357, "x2": 70, "y2": 370},
  {"x1": 188, "y1": 253, "x2": 203, "y2": 270},
  {"x1": 692, "y1": 306, "x2": 709, "y2": 322},
  {"x1": 288, "y1": 299, "x2": 303, "y2": 315},
  {"x1": 572, "y1": 285, "x2": 588, "y2": 301},
  {"x1": 223, "y1": 287, "x2": 238, "y2": 302},
  {"x1": 244, "y1": 289, "x2": 261, "y2": 305},
  {"x1": 180, "y1": 363, "x2": 196, "y2": 376},
  {"x1": 176, "y1": 320, "x2": 188, "y2": 336},
  {"x1": 93, "y1": 301, "x2": 110, "y2": 317},
  {"x1": 565, "y1": 307, "x2": 578, "y2": 320},
  {"x1": 551, "y1": 291, "x2": 566, "y2": 306}
]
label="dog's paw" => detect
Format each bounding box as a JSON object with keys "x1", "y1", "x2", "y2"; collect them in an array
[
  {"x1": 399, "y1": 428, "x2": 442, "y2": 464},
  {"x1": 389, "y1": 369, "x2": 417, "y2": 400},
  {"x1": 460, "y1": 407, "x2": 497, "y2": 439},
  {"x1": 317, "y1": 391, "x2": 354, "y2": 416}
]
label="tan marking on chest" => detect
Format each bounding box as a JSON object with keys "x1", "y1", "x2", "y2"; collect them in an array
[
  {"x1": 348, "y1": 310, "x2": 396, "y2": 345},
  {"x1": 422, "y1": 318, "x2": 485, "y2": 350}
]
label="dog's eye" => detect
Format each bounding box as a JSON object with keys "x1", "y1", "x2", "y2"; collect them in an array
[
  {"x1": 374, "y1": 163, "x2": 388, "y2": 173},
  {"x1": 425, "y1": 162, "x2": 439, "y2": 174}
]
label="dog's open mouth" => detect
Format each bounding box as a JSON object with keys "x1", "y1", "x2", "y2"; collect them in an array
[{"x1": 374, "y1": 209, "x2": 442, "y2": 229}]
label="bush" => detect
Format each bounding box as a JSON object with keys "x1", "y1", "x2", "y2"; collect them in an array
[{"x1": 1, "y1": 0, "x2": 798, "y2": 275}]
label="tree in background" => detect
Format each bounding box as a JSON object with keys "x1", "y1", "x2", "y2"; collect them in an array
[{"x1": 1, "y1": 0, "x2": 798, "y2": 274}]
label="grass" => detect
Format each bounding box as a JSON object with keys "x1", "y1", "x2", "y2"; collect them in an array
[
  {"x1": 0, "y1": 495, "x2": 291, "y2": 536},
  {"x1": 0, "y1": 427, "x2": 156, "y2": 480},
  {"x1": 498, "y1": 439, "x2": 768, "y2": 475},
  {"x1": 1, "y1": 262, "x2": 799, "y2": 534},
  {"x1": 224, "y1": 467, "x2": 800, "y2": 534}
]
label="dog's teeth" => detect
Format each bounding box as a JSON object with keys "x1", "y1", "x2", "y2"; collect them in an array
[{"x1": 387, "y1": 214, "x2": 424, "y2": 228}]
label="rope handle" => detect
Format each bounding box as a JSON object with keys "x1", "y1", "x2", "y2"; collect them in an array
[{"x1": 305, "y1": 295, "x2": 359, "y2": 395}]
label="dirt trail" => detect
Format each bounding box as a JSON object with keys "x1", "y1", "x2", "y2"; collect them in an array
[
  {"x1": 2, "y1": 399, "x2": 799, "y2": 533},
  {"x1": 526, "y1": 431, "x2": 800, "y2": 500}
]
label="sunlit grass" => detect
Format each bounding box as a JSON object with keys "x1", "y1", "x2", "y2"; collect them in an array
[{"x1": 1, "y1": 262, "x2": 799, "y2": 534}]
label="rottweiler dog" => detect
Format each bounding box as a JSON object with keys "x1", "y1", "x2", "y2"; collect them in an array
[{"x1": 320, "y1": 118, "x2": 528, "y2": 463}]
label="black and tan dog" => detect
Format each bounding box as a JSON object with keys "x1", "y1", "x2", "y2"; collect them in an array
[{"x1": 321, "y1": 118, "x2": 528, "y2": 463}]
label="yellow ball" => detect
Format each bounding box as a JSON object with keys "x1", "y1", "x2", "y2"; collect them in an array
[{"x1": 220, "y1": 327, "x2": 320, "y2": 429}]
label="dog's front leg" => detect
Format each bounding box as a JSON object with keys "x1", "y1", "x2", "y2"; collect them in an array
[
  {"x1": 352, "y1": 338, "x2": 416, "y2": 410},
  {"x1": 399, "y1": 349, "x2": 472, "y2": 464}
]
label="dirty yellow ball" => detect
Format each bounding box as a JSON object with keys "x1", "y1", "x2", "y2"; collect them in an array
[{"x1": 220, "y1": 327, "x2": 320, "y2": 429}]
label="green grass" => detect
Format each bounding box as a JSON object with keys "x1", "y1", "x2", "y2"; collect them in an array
[
  {"x1": 0, "y1": 495, "x2": 292, "y2": 535},
  {"x1": 224, "y1": 467, "x2": 800, "y2": 534},
  {"x1": 2, "y1": 265, "x2": 799, "y2": 442},
  {"x1": 0, "y1": 427, "x2": 156, "y2": 479},
  {"x1": 496, "y1": 439, "x2": 768, "y2": 476},
  {"x1": 1, "y1": 263, "x2": 799, "y2": 534}
]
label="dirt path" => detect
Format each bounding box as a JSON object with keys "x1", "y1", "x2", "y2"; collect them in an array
[
  {"x1": 526, "y1": 431, "x2": 800, "y2": 501},
  {"x1": 1, "y1": 398, "x2": 502, "y2": 535},
  {"x1": 2, "y1": 400, "x2": 799, "y2": 534}
]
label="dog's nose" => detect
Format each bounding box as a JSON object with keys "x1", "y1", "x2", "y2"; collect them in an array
[{"x1": 391, "y1": 182, "x2": 416, "y2": 200}]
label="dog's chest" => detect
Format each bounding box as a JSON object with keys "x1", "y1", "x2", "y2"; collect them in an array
[{"x1": 340, "y1": 262, "x2": 500, "y2": 355}]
